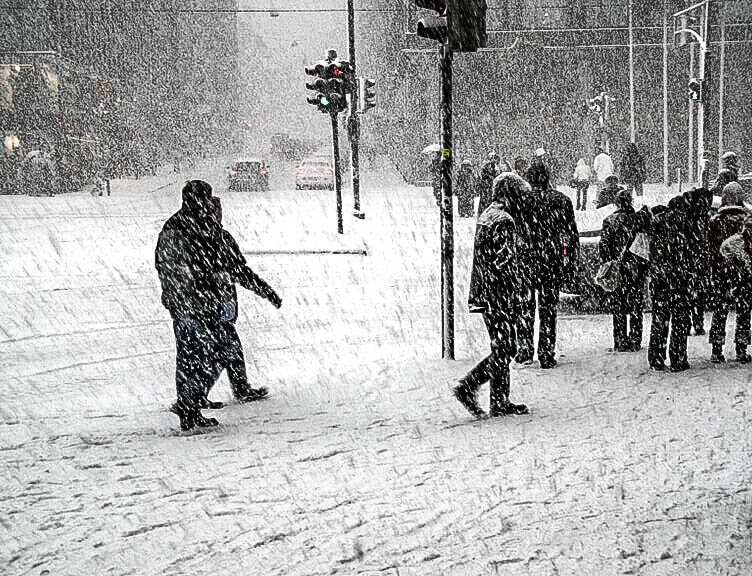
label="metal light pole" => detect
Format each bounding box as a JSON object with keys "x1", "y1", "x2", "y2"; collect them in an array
[
  {"x1": 440, "y1": 42, "x2": 454, "y2": 360},
  {"x1": 628, "y1": 0, "x2": 636, "y2": 142},
  {"x1": 331, "y1": 112, "x2": 344, "y2": 235},
  {"x1": 347, "y1": 0, "x2": 364, "y2": 219}
]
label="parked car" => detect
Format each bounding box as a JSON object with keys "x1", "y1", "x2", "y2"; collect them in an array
[
  {"x1": 295, "y1": 156, "x2": 335, "y2": 190},
  {"x1": 228, "y1": 158, "x2": 269, "y2": 191}
]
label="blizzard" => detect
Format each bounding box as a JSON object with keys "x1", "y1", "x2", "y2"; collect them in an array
[{"x1": 1, "y1": 167, "x2": 750, "y2": 575}]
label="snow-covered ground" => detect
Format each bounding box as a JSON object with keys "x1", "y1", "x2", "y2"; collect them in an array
[{"x1": 1, "y1": 169, "x2": 750, "y2": 575}]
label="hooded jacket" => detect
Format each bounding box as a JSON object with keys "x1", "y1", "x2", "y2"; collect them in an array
[
  {"x1": 720, "y1": 222, "x2": 752, "y2": 303},
  {"x1": 155, "y1": 181, "x2": 223, "y2": 319}
]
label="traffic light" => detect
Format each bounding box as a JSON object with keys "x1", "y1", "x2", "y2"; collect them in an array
[
  {"x1": 688, "y1": 78, "x2": 703, "y2": 102},
  {"x1": 415, "y1": 1, "x2": 487, "y2": 51},
  {"x1": 415, "y1": 1, "x2": 448, "y2": 43},
  {"x1": 359, "y1": 78, "x2": 376, "y2": 114},
  {"x1": 305, "y1": 59, "x2": 348, "y2": 114}
]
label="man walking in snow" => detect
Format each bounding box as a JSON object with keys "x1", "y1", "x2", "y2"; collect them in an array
[
  {"x1": 454, "y1": 173, "x2": 529, "y2": 418},
  {"x1": 203, "y1": 196, "x2": 282, "y2": 408},
  {"x1": 155, "y1": 180, "x2": 224, "y2": 431},
  {"x1": 477, "y1": 152, "x2": 500, "y2": 218}
]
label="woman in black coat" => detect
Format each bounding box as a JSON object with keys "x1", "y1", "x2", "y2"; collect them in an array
[{"x1": 599, "y1": 189, "x2": 649, "y2": 351}]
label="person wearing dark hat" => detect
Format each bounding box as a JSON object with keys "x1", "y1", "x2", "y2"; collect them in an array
[
  {"x1": 155, "y1": 180, "x2": 223, "y2": 431},
  {"x1": 709, "y1": 182, "x2": 751, "y2": 362},
  {"x1": 203, "y1": 197, "x2": 282, "y2": 408},
  {"x1": 619, "y1": 142, "x2": 647, "y2": 197},
  {"x1": 454, "y1": 173, "x2": 529, "y2": 418},
  {"x1": 515, "y1": 162, "x2": 579, "y2": 368},
  {"x1": 599, "y1": 188, "x2": 648, "y2": 351},
  {"x1": 595, "y1": 174, "x2": 624, "y2": 209}
]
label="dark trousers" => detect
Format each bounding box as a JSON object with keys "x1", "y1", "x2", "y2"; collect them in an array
[
  {"x1": 709, "y1": 296, "x2": 752, "y2": 348},
  {"x1": 575, "y1": 181, "x2": 588, "y2": 211},
  {"x1": 613, "y1": 312, "x2": 643, "y2": 350},
  {"x1": 628, "y1": 180, "x2": 644, "y2": 196},
  {"x1": 173, "y1": 314, "x2": 220, "y2": 412},
  {"x1": 462, "y1": 312, "x2": 514, "y2": 410},
  {"x1": 208, "y1": 321, "x2": 251, "y2": 399},
  {"x1": 648, "y1": 297, "x2": 691, "y2": 367},
  {"x1": 517, "y1": 283, "x2": 559, "y2": 364}
]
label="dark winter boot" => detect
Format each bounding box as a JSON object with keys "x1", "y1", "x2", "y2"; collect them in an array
[
  {"x1": 453, "y1": 381, "x2": 485, "y2": 418},
  {"x1": 710, "y1": 344, "x2": 726, "y2": 364},
  {"x1": 236, "y1": 386, "x2": 270, "y2": 402},
  {"x1": 170, "y1": 402, "x2": 196, "y2": 432},
  {"x1": 736, "y1": 345, "x2": 752, "y2": 364},
  {"x1": 490, "y1": 401, "x2": 530, "y2": 416},
  {"x1": 194, "y1": 413, "x2": 220, "y2": 428}
]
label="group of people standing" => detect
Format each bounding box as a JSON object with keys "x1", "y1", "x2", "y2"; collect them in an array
[{"x1": 155, "y1": 180, "x2": 282, "y2": 431}]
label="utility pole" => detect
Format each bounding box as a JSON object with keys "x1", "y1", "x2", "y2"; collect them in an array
[
  {"x1": 628, "y1": 0, "x2": 635, "y2": 142},
  {"x1": 347, "y1": 0, "x2": 364, "y2": 219},
  {"x1": 331, "y1": 113, "x2": 344, "y2": 234},
  {"x1": 663, "y1": 0, "x2": 669, "y2": 187},
  {"x1": 717, "y1": 5, "x2": 726, "y2": 170},
  {"x1": 440, "y1": 42, "x2": 454, "y2": 360}
]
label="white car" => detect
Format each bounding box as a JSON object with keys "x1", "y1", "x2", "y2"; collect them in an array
[{"x1": 295, "y1": 157, "x2": 334, "y2": 190}]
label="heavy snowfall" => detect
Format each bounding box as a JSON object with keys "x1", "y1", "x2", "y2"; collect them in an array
[{"x1": 2, "y1": 2, "x2": 752, "y2": 576}]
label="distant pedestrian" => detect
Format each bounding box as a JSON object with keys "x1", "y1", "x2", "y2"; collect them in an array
[
  {"x1": 513, "y1": 156, "x2": 529, "y2": 180},
  {"x1": 647, "y1": 188, "x2": 712, "y2": 371},
  {"x1": 477, "y1": 152, "x2": 500, "y2": 218},
  {"x1": 599, "y1": 189, "x2": 649, "y2": 351},
  {"x1": 718, "y1": 218, "x2": 752, "y2": 364},
  {"x1": 687, "y1": 184, "x2": 712, "y2": 336},
  {"x1": 593, "y1": 147, "x2": 615, "y2": 197},
  {"x1": 203, "y1": 197, "x2": 282, "y2": 408},
  {"x1": 572, "y1": 157, "x2": 591, "y2": 211},
  {"x1": 596, "y1": 175, "x2": 625, "y2": 209},
  {"x1": 516, "y1": 162, "x2": 579, "y2": 368},
  {"x1": 619, "y1": 143, "x2": 647, "y2": 197},
  {"x1": 708, "y1": 182, "x2": 749, "y2": 363},
  {"x1": 454, "y1": 173, "x2": 529, "y2": 418},
  {"x1": 711, "y1": 151, "x2": 741, "y2": 197},
  {"x1": 155, "y1": 180, "x2": 223, "y2": 431},
  {"x1": 456, "y1": 159, "x2": 477, "y2": 218}
]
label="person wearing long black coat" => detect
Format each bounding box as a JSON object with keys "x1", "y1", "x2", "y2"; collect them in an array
[
  {"x1": 687, "y1": 187, "x2": 712, "y2": 336},
  {"x1": 647, "y1": 188, "x2": 712, "y2": 371},
  {"x1": 203, "y1": 197, "x2": 282, "y2": 408},
  {"x1": 599, "y1": 190, "x2": 649, "y2": 351},
  {"x1": 476, "y1": 153, "x2": 500, "y2": 218},
  {"x1": 719, "y1": 218, "x2": 752, "y2": 364},
  {"x1": 710, "y1": 183, "x2": 752, "y2": 362},
  {"x1": 618, "y1": 142, "x2": 647, "y2": 197},
  {"x1": 155, "y1": 180, "x2": 224, "y2": 430},
  {"x1": 516, "y1": 163, "x2": 579, "y2": 368},
  {"x1": 454, "y1": 173, "x2": 529, "y2": 418},
  {"x1": 711, "y1": 151, "x2": 740, "y2": 197}
]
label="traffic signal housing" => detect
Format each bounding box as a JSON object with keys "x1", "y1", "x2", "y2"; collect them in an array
[
  {"x1": 305, "y1": 59, "x2": 349, "y2": 114},
  {"x1": 359, "y1": 78, "x2": 376, "y2": 114},
  {"x1": 688, "y1": 78, "x2": 703, "y2": 102},
  {"x1": 415, "y1": 0, "x2": 487, "y2": 51}
]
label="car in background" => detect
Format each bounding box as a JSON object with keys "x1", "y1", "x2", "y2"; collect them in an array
[
  {"x1": 227, "y1": 158, "x2": 269, "y2": 191},
  {"x1": 295, "y1": 156, "x2": 335, "y2": 190}
]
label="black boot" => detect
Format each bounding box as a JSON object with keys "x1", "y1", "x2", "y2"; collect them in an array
[
  {"x1": 736, "y1": 345, "x2": 752, "y2": 364},
  {"x1": 170, "y1": 402, "x2": 196, "y2": 431},
  {"x1": 453, "y1": 380, "x2": 485, "y2": 418},
  {"x1": 710, "y1": 344, "x2": 725, "y2": 364}
]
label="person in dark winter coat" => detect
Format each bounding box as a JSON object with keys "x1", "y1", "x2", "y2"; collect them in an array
[
  {"x1": 708, "y1": 183, "x2": 749, "y2": 362},
  {"x1": 686, "y1": 185, "x2": 712, "y2": 336},
  {"x1": 155, "y1": 180, "x2": 224, "y2": 430},
  {"x1": 515, "y1": 163, "x2": 580, "y2": 368},
  {"x1": 456, "y1": 160, "x2": 477, "y2": 218},
  {"x1": 647, "y1": 187, "x2": 712, "y2": 371},
  {"x1": 599, "y1": 189, "x2": 649, "y2": 351},
  {"x1": 203, "y1": 197, "x2": 282, "y2": 408},
  {"x1": 453, "y1": 173, "x2": 529, "y2": 418},
  {"x1": 595, "y1": 174, "x2": 625, "y2": 209},
  {"x1": 711, "y1": 151, "x2": 740, "y2": 197},
  {"x1": 477, "y1": 152, "x2": 500, "y2": 218},
  {"x1": 619, "y1": 142, "x2": 647, "y2": 197}
]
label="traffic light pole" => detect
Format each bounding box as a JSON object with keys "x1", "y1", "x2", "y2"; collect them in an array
[
  {"x1": 440, "y1": 43, "x2": 454, "y2": 360},
  {"x1": 331, "y1": 112, "x2": 344, "y2": 234},
  {"x1": 347, "y1": 0, "x2": 364, "y2": 219}
]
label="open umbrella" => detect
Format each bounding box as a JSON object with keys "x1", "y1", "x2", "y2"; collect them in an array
[{"x1": 421, "y1": 143, "x2": 440, "y2": 155}]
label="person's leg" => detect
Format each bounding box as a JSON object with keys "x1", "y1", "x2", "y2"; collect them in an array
[
  {"x1": 669, "y1": 306, "x2": 691, "y2": 370},
  {"x1": 516, "y1": 280, "x2": 536, "y2": 363},
  {"x1": 537, "y1": 284, "x2": 559, "y2": 367},
  {"x1": 613, "y1": 313, "x2": 628, "y2": 350},
  {"x1": 709, "y1": 295, "x2": 730, "y2": 361},
  {"x1": 734, "y1": 300, "x2": 752, "y2": 362},
  {"x1": 635, "y1": 181, "x2": 643, "y2": 196},
  {"x1": 648, "y1": 294, "x2": 670, "y2": 369},
  {"x1": 582, "y1": 184, "x2": 588, "y2": 211},
  {"x1": 628, "y1": 281, "x2": 644, "y2": 351}
]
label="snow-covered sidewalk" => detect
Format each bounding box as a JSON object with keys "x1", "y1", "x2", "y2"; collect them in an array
[{"x1": 1, "y1": 174, "x2": 750, "y2": 575}]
